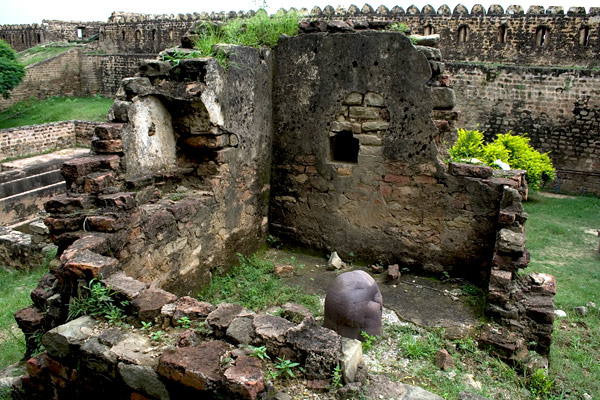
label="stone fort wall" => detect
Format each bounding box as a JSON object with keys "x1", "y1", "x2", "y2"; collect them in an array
[{"x1": 1, "y1": 4, "x2": 599, "y2": 194}]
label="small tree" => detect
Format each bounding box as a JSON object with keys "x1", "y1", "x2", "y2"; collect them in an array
[{"x1": 0, "y1": 40, "x2": 25, "y2": 99}]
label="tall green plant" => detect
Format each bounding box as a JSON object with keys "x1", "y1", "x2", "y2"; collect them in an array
[
  {"x1": 0, "y1": 40, "x2": 25, "y2": 98},
  {"x1": 448, "y1": 128, "x2": 485, "y2": 161}
]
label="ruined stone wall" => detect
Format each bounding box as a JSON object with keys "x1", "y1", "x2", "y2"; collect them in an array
[
  {"x1": 99, "y1": 54, "x2": 153, "y2": 95},
  {"x1": 0, "y1": 20, "x2": 102, "y2": 51},
  {"x1": 0, "y1": 121, "x2": 99, "y2": 159},
  {"x1": 42, "y1": 46, "x2": 272, "y2": 296},
  {"x1": 0, "y1": 48, "x2": 83, "y2": 111},
  {"x1": 448, "y1": 62, "x2": 600, "y2": 194},
  {"x1": 270, "y1": 31, "x2": 502, "y2": 282}
]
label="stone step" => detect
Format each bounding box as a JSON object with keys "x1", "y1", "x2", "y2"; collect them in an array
[
  {"x1": 0, "y1": 169, "x2": 64, "y2": 199},
  {"x1": 0, "y1": 181, "x2": 66, "y2": 226},
  {"x1": 61, "y1": 155, "x2": 121, "y2": 187}
]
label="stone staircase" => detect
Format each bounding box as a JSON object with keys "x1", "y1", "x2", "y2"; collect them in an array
[{"x1": 0, "y1": 148, "x2": 90, "y2": 227}]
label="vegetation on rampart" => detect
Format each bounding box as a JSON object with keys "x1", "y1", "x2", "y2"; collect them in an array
[{"x1": 0, "y1": 40, "x2": 25, "y2": 99}]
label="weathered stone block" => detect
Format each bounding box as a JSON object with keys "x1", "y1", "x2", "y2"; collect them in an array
[
  {"x1": 349, "y1": 107, "x2": 380, "y2": 119},
  {"x1": 98, "y1": 192, "x2": 137, "y2": 210},
  {"x1": 431, "y1": 87, "x2": 456, "y2": 110},
  {"x1": 280, "y1": 303, "x2": 313, "y2": 323},
  {"x1": 435, "y1": 349, "x2": 455, "y2": 370},
  {"x1": 340, "y1": 337, "x2": 363, "y2": 383},
  {"x1": 119, "y1": 363, "x2": 170, "y2": 400},
  {"x1": 94, "y1": 123, "x2": 125, "y2": 140},
  {"x1": 131, "y1": 288, "x2": 177, "y2": 321},
  {"x1": 286, "y1": 317, "x2": 343, "y2": 379},
  {"x1": 362, "y1": 121, "x2": 389, "y2": 132},
  {"x1": 157, "y1": 341, "x2": 231, "y2": 391},
  {"x1": 448, "y1": 162, "x2": 493, "y2": 179},
  {"x1": 42, "y1": 316, "x2": 96, "y2": 360},
  {"x1": 364, "y1": 92, "x2": 385, "y2": 107},
  {"x1": 138, "y1": 61, "x2": 172, "y2": 77},
  {"x1": 109, "y1": 331, "x2": 157, "y2": 366},
  {"x1": 173, "y1": 296, "x2": 215, "y2": 321},
  {"x1": 15, "y1": 306, "x2": 46, "y2": 334},
  {"x1": 101, "y1": 272, "x2": 148, "y2": 301},
  {"x1": 223, "y1": 355, "x2": 265, "y2": 399},
  {"x1": 497, "y1": 229, "x2": 526, "y2": 254},
  {"x1": 64, "y1": 250, "x2": 119, "y2": 279},
  {"x1": 226, "y1": 316, "x2": 256, "y2": 345},
  {"x1": 207, "y1": 303, "x2": 254, "y2": 336},
  {"x1": 107, "y1": 100, "x2": 131, "y2": 123},
  {"x1": 342, "y1": 92, "x2": 363, "y2": 105},
  {"x1": 80, "y1": 336, "x2": 118, "y2": 377},
  {"x1": 121, "y1": 77, "x2": 153, "y2": 97},
  {"x1": 490, "y1": 269, "x2": 513, "y2": 288},
  {"x1": 60, "y1": 235, "x2": 109, "y2": 263},
  {"x1": 92, "y1": 139, "x2": 123, "y2": 154},
  {"x1": 45, "y1": 194, "x2": 92, "y2": 215}
]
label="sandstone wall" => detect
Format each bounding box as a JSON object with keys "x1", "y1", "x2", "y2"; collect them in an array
[
  {"x1": 270, "y1": 31, "x2": 504, "y2": 282},
  {"x1": 0, "y1": 121, "x2": 99, "y2": 159},
  {"x1": 448, "y1": 62, "x2": 600, "y2": 194}
]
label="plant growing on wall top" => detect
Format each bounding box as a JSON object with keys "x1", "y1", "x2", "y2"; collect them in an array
[
  {"x1": 449, "y1": 128, "x2": 555, "y2": 190},
  {"x1": 0, "y1": 40, "x2": 26, "y2": 99},
  {"x1": 191, "y1": 9, "x2": 301, "y2": 67}
]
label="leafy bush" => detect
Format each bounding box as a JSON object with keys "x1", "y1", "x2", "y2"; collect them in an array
[
  {"x1": 448, "y1": 128, "x2": 485, "y2": 161},
  {"x1": 449, "y1": 129, "x2": 555, "y2": 190},
  {"x1": 0, "y1": 40, "x2": 25, "y2": 98}
]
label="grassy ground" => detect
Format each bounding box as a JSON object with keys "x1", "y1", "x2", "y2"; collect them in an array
[
  {"x1": 0, "y1": 96, "x2": 112, "y2": 129},
  {"x1": 17, "y1": 43, "x2": 78, "y2": 67},
  {"x1": 524, "y1": 192, "x2": 600, "y2": 399},
  {"x1": 0, "y1": 266, "x2": 47, "y2": 369},
  {"x1": 0, "y1": 193, "x2": 598, "y2": 399}
]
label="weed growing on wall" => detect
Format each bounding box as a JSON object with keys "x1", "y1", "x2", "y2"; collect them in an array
[
  {"x1": 449, "y1": 128, "x2": 555, "y2": 190},
  {"x1": 68, "y1": 278, "x2": 128, "y2": 324},
  {"x1": 191, "y1": 10, "x2": 300, "y2": 67}
]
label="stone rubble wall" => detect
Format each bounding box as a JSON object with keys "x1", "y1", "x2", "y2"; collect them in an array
[
  {"x1": 448, "y1": 62, "x2": 600, "y2": 195},
  {"x1": 0, "y1": 20, "x2": 102, "y2": 52},
  {"x1": 0, "y1": 48, "x2": 148, "y2": 111},
  {"x1": 0, "y1": 120, "x2": 99, "y2": 159},
  {"x1": 9, "y1": 30, "x2": 557, "y2": 400}
]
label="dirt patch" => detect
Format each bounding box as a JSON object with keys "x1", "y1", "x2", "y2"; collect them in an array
[
  {"x1": 266, "y1": 249, "x2": 482, "y2": 339},
  {"x1": 538, "y1": 192, "x2": 575, "y2": 199}
]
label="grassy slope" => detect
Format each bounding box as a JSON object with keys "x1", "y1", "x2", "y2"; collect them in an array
[
  {"x1": 17, "y1": 44, "x2": 77, "y2": 67},
  {"x1": 0, "y1": 96, "x2": 112, "y2": 129},
  {"x1": 0, "y1": 266, "x2": 47, "y2": 369},
  {"x1": 524, "y1": 192, "x2": 600, "y2": 398}
]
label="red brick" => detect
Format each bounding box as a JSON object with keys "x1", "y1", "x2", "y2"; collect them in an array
[{"x1": 383, "y1": 174, "x2": 409, "y2": 184}]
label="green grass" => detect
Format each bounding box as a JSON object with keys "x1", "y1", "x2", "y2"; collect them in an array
[
  {"x1": 524, "y1": 192, "x2": 600, "y2": 399},
  {"x1": 17, "y1": 43, "x2": 78, "y2": 67},
  {"x1": 197, "y1": 253, "x2": 321, "y2": 315},
  {"x1": 0, "y1": 266, "x2": 48, "y2": 370},
  {"x1": 186, "y1": 10, "x2": 301, "y2": 68},
  {"x1": 0, "y1": 96, "x2": 112, "y2": 129}
]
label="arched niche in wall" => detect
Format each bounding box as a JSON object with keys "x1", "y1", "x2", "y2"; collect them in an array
[
  {"x1": 497, "y1": 25, "x2": 507, "y2": 43},
  {"x1": 535, "y1": 26, "x2": 550, "y2": 46},
  {"x1": 328, "y1": 91, "x2": 390, "y2": 164},
  {"x1": 424, "y1": 25, "x2": 435, "y2": 35},
  {"x1": 135, "y1": 30, "x2": 142, "y2": 40},
  {"x1": 121, "y1": 30, "x2": 126, "y2": 41},
  {"x1": 578, "y1": 26, "x2": 590, "y2": 46},
  {"x1": 457, "y1": 25, "x2": 469, "y2": 43}
]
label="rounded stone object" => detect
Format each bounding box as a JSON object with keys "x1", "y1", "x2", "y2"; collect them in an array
[{"x1": 323, "y1": 270, "x2": 383, "y2": 340}]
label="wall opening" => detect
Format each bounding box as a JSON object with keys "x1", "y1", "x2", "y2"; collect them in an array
[
  {"x1": 168, "y1": 29, "x2": 174, "y2": 40},
  {"x1": 152, "y1": 29, "x2": 157, "y2": 41},
  {"x1": 36, "y1": 33, "x2": 41, "y2": 43},
  {"x1": 76, "y1": 27, "x2": 85, "y2": 39},
  {"x1": 330, "y1": 131, "x2": 359, "y2": 163},
  {"x1": 121, "y1": 30, "x2": 126, "y2": 41},
  {"x1": 424, "y1": 25, "x2": 435, "y2": 36},
  {"x1": 21, "y1": 34, "x2": 24, "y2": 43},
  {"x1": 135, "y1": 30, "x2": 142, "y2": 40},
  {"x1": 458, "y1": 25, "x2": 469, "y2": 43},
  {"x1": 497, "y1": 25, "x2": 507, "y2": 43},
  {"x1": 535, "y1": 26, "x2": 549, "y2": 46},
  {"x1": 578, "y1": 26, "x2": 590, "y2": 46}
]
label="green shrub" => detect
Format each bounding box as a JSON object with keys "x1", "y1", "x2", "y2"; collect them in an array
[
  {"x1": 0, "y1": 40, "x2": 25, "y2": 98},
  {"x1": 449, "y1": 129, "x2": 555, "y2": 190},
  {"x1": 448, "y1": 128, "x2": 484, "y2": 161}
]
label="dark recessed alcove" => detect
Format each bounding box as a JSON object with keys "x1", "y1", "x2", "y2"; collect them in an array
[{"x1": 330, "y1": 131, "x2": 359, "y2": 163}]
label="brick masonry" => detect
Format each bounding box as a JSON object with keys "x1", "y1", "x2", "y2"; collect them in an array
[
  {"x1": 0, "y1": 121, "x2": 99, "y2": 159},
  {"x1": 448, "y1": 62, "x2": 600, "y2": 194}
]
